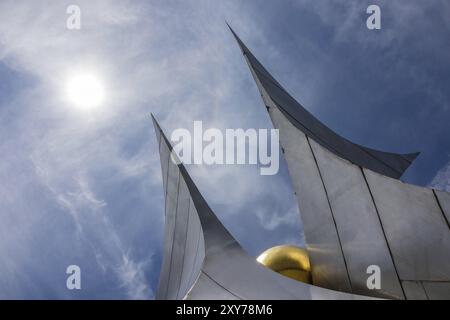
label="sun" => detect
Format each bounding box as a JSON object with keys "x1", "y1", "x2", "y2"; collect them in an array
[{"x1": 65, "y1": 73, "x2": 105, "y2": 110}]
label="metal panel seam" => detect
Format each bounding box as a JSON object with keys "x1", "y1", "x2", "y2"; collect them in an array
[
  {"x1": 186, "y1": 218, "x2": 202, "y2": 289},
  {"x1": 360, "y1": 167, "x2": 406, "y2": 299},
  {"x1": 165, "y1": 169, "x2": 181, "y2": 298},
  {"x1": 176, "y1": 198, "x2": 191, "y2": 299},
  {"x1": 432, "y1": 190, "x2": 450, "y2": 230},
  {"x1": 420, "y1": 281, "x2": 430, "y2": 300},
  {"x1": 201, "y1": 270, "x2": 244, "y2": 300},
  {"x1": 305, "y1": 135, "x2": 353, "y2": 291}
]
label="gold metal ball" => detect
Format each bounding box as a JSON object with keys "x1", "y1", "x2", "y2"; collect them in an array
[{"x1": 257, "y1": 245, "x2": 312, "y2": 284}]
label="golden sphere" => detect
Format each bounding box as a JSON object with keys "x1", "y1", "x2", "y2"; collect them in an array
[{"x1": 257, "y1": 245, "x2": 312, "y2": 284}]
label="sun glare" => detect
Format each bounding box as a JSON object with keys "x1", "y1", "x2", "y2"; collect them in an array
[{"x1": 65, "y1": 73, "x2": 105, "y2": 110}]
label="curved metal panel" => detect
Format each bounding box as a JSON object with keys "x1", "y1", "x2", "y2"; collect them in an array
[
  {"x1": 309, "y1": 138, "x2": 404, "y2": 299},
  {"x1": 186, "y1": 272, "x2": 241, "y2": 300},
  {"x1": 267, "y1": 103, "x2": 352, "y2": 293},
  {"x1": 228, "y1": 25, "x2": 418, "y2": 180},
  {"x1": 243, "y1": 48, "x2": 352, "y2": 292},
  {"x1": 152, "y1": 115, "x2": 374, "y2": 300},
  {"x1": 177, "y1": 200, "x2": 205, "y2": 298},
  {"x1": 363, "y1": 169, "x2": 450, "y2": 281},
  {"x1": 154, "y1": 119, "x2": 205, "y2": 300}
]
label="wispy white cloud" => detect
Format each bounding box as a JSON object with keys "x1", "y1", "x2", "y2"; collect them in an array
[
  {"x1": 116, "y1": 254, "x2": 151, "y2": 300},
  {"x1": 255, "y1": 204, "x2": 299, "y2": 231},
  {"x1": 45, "y1": 173, "x2": 153, "y2": 299}
]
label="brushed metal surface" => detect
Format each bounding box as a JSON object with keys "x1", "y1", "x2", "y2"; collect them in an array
[
  {"x1": 177, "y1": 200, "x2": 205, "y2": 298},
  {"x1": 156, "y1": 140, "x2": 179, "y2": 299},
  {"x1": 364, "y1": 169, "x2": 450, "y2": 281},
  {"x1": 267, "y1": 102, "x2": 352, "y2": 293},
  {"x1": 422, "y1": 282, "x2": 450, "y2": 300},
  {"x1": 243, "y1": 51, "x2": 352, "y2": 292},
  {"x1": 435, "y1": 189, "x2": 450, "y2": 227},
  {"x1": 186, "y1": 272, "x2": 241, "y2": 300},
  {"x1": 155, "y1": 120, "x2": 205, "y2": 300},
  {"x1": 166, "y1": 177, "x2": 190, "y2": 299},
  {"x1": 402, "y1": 281, "x2": 428, "y2": 300},
  {"x1": 310, "y1": 138, "x2": 404, "y2": 299}
]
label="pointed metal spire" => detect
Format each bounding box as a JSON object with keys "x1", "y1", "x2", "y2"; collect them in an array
[
  {"x1": 228, "y1": 25, "x2": 419, "y2": 179},
  {"x1": 151, "y1": 114, "x2": 240, "y2": 253}
]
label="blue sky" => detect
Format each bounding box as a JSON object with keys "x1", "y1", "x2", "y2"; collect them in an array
[{"x1": 0, "y1": 0, "x2": 450, "y2": 299}]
